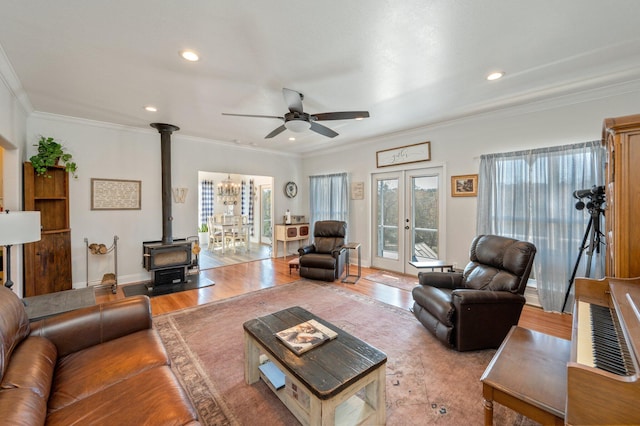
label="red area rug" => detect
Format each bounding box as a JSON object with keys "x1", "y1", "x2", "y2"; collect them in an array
[{"x1": 154, "y1": 280, "x2": 533, "y2": 425}]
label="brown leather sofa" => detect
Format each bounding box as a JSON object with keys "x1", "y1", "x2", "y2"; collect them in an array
[
  {"x1": 0, "y1": 286, "x2": 199, "y2": 425},
  {"x1": 298, "y1": 220, "x2": 347, "y2": 281},
  {"x1": 412, "y1": 234, "x2": 536, "y2": 351}
]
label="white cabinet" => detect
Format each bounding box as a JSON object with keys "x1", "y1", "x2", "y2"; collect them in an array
[{"x1": 274, "y1": 224, "x2": 309, "y2": 258}]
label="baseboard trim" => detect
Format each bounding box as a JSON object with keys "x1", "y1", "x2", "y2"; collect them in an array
[{"x1": 525, "y1": 284, "x2": 541, "y2": 308}]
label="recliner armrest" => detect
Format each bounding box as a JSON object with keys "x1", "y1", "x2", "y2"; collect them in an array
[
  {"x1": 418, "y1": 271, "x2": 463, "y2": 289},
  {"x1": 331, "y1": 245, "x2": 346, "y2": 257},
  {"x1": 451, "y1": 289, "x2": 525, "y2": 306},
  {"x1": 298, "y1": 245, "x2": 316, "y2": 256},
  {"x1": 29, "y1": 295, "x2": 153, "y2": 357}
]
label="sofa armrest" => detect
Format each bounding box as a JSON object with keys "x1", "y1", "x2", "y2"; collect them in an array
[
  {"x1": 29, "y1": 295, "x2": 153, "y2": 357},
  {"x1": 418, "y1": 271, "x2": 463, "y2": 289}
]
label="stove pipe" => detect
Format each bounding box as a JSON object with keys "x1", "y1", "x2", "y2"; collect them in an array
[{"x1": 150, "y1": 123, "x2": 180, "y2": 245}]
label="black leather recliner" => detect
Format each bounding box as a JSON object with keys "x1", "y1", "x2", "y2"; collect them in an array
[
  {"x1": 298, "y1": 220, "x2": 347, "y2": 281},
  {"x1": 411, "y1": 234, "x2": 536, "y2": 351}
]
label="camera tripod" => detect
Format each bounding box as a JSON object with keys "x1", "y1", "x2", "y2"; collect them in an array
[{"x1": 561, "y1": 206, "x2": 604, "y2": 313}]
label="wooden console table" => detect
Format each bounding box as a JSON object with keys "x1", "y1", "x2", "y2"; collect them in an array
[
  {"x1": 274, "y1": 223, "x2": 309, "y2": 258},
  {"x1": 480, "y1": 326, "x2": 569, "y2": 425}
]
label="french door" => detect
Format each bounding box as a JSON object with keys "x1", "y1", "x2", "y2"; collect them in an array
[{"x1": 371, "y1": 167, "x2": 445, "y2": 273}]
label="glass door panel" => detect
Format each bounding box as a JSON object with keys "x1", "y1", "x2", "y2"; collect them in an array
[
  {"x1": 408, "y1": 173, "x2": 440, "y2": 262},
  {"x1": 372, "y1": 172, "x2": 403, "y2": 271}
]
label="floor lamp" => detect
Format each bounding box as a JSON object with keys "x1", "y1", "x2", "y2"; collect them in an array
[{"x1": 0, "y1": 211, "x2": 41, "y2": 291}]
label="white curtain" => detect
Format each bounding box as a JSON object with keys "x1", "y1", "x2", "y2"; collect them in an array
[
  {"x1": 309, "y1": 172, "x2": 349, "y2": 234},
  {"x1": 477, "y1": 141, "x2": 605, "y2": 313}
]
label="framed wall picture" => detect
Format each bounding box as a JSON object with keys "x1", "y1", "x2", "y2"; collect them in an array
[
  {"x1": 451, "y1": 174, "x2": 478, "y2": 197},
  {"x1": 376, "y1": 141, "x2": 431, "y2": 168},
  {"x1": 350, "y1": 181, "x2": 365, "y2": 200},
  {"x1": 91, "y1": 178, "x2": 142, "y2": 210}
]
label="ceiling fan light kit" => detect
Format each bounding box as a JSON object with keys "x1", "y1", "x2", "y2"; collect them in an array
[
  {"x1": 222, "y1": 88, "x2": 369, "y2": 139},
  {"x1": 284, "y1": 119, "x2": 311, "y2": 133}
]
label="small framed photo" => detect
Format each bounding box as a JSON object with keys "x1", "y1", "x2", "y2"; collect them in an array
[{"x1": 451, "y1": 174, "x2": 478, "y2": 197}]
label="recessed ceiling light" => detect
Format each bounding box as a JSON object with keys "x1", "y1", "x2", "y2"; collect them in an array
[
  {"x1": 180, "y1": 50, "x2": 199, "y2": 62},
  {"x1": 487, "y1": 71, "x2": 505, "y2": 81},
  {"x1": 289, "y1": 137, "x2": 296, "y2": 141},
  {"x1": 144, "y1": 105, "x2": 157, "y2": 112}
]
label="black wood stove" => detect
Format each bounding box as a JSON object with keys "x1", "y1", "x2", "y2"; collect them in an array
[{"x1": 142, "y1": 123, "x2": 192, "y2": 286}]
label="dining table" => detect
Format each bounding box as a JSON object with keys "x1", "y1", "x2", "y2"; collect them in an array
[{"x1": 210, "y1": 219, "x2": 251, "y2": 255}]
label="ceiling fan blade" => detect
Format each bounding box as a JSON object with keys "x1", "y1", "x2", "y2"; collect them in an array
[
  {"x1": 310, "y1": 122, "x2": 339, "y2": 138},
  {"x1": 283, "y1": 88, "x2": 304, "y2": 114},
  {"x1": 265, "y1": 124, "x2": 287, "y2": 139},
  {"x1": 222, "y1": 113, "x2": 284, "y2": 120},
  {"x1": 312, "y1": 111, "x2": 370, "y2": 121}
]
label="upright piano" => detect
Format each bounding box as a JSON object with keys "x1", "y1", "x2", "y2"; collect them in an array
[{"x1": 567, "y1": 276, "x2": 640, "y2": 425}]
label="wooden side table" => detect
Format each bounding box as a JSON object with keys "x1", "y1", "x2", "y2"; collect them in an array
[
  {"x1": 480, "y1": 326, "x2": 569, "y2": 425},
  {"x1": 342, "y1": 242, "x2": 361, "y2": 284}
]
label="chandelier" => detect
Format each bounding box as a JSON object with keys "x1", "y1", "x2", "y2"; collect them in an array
[{"x1": 217, "y1": 174, "x2": 240, "y2": 205}]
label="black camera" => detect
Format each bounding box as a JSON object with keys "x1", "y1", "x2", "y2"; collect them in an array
[{"x1": 574, "y1": 185, "x2": 605, "y2": 211}]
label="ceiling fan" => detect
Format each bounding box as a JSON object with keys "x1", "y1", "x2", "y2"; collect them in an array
[{"x1": 222, "y1": 88, "x2": 369, "y2": 139}]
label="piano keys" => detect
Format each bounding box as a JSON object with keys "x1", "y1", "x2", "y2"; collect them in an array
[{"x1": 567, "y1": 277, "x2": 640, "y2": 425}]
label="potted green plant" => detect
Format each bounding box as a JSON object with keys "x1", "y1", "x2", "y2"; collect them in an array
[
  {"x1": 29, "y1": 136, "x2": 78, "y2": 178},
  {"x1": 198, "y1": 223, "x2": 209, "y2": 246}
]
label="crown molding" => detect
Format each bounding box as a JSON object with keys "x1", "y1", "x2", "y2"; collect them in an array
[{"x1": 0, "y1": 42, "x2": 34, "y2": 115}]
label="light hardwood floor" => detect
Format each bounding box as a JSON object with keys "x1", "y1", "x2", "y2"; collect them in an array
[{"x1": 96, "y1": 256, "x2": 572, "y2": 340}]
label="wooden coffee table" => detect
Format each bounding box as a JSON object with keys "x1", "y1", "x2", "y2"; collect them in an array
[{"x1": 244, "y1": 306, "x2": 387, "y2": 425}]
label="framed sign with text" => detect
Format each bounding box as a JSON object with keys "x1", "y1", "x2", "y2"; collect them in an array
[
  {"x1": 376, "y1": 141, "x2": 431, "y2": 168},
  {"x1": 91, "y1": 178, "x2": 142, "y2": 210}
]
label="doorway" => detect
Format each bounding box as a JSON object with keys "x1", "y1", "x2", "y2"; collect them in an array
[
  {"x1": 371, "y1": 167, "x2": 445, "y2": 274},
  {"x1": 197, "y1": 171, "x2": 273, "y2": 267}
]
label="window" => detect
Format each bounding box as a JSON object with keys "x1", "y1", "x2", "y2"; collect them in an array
[
  {"x1": 309, "y1": 172, "x2": 349, "y2": 231},
  {"x1": 477, "y1": 141, "x2": 605, "y2": 312}
]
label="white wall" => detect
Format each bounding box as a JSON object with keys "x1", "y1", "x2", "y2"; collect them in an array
[
  {"x1": 26, "y1": 113, "x2": 304, "y2": 287},
  {"x1": 302, "y1": 83, "x2": 640, "y2": 270}
]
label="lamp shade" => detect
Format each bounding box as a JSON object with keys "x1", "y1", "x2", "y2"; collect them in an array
[{"x1": 0, "y1": 211, "x2": 41, "y2": 245}]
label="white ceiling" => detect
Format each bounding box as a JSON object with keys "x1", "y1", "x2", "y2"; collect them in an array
[{"x1": 1, "y1": 0, "x2": 640, "y2": 154}]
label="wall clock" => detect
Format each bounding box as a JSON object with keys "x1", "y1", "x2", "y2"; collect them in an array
[{"x1": 285, "y1": 181, "x2": 298, "y2": 198}]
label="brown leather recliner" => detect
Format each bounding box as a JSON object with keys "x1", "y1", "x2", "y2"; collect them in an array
[
  {"x1": 298, "y1": 220, "x2": 347, "y2": 281},
  {"x1": 411, "y1": 234, "x2": 536, "y2": 351}
]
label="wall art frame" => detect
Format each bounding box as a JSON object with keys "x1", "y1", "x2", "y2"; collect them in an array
[
  {"x1": 451, "y1": 174, "x2": 478, "y2": 197},
  {"x1": 376, "y1": 141, "x2": 431, "y2": 168},
  {"x1": 91, "y1": 178, "x2": 142, "y2": 210},
  {"x1": 350, "y1": 181, "x2": 365, "y2": 200}
]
